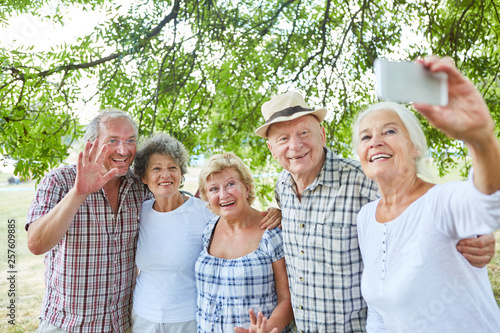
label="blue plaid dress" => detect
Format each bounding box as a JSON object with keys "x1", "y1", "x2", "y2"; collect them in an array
[{"x1": 195, "y1": 216, "x2": 293, "y2": 333}]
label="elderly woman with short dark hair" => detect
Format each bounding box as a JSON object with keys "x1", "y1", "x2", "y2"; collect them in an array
[{"x1": 131, "y1": 132, "x2": 212, "y2": 333}]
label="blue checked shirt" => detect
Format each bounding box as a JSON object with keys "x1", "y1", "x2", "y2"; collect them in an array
[
  {"x1": 195, "y1": 216, "x2": 294, "y2": 333},
  {"x1": 275, "y1": 148, "x2": 379, "y2": 333}
]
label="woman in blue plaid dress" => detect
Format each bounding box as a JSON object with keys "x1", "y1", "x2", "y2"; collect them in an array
[{"x1": 196, "y1": 152, "x2": 294, "y2": 333}]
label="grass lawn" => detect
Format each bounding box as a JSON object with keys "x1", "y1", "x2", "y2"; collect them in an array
[
  {"x1": 0, "y1": 167, "x2": 499, "y2": 332},
  {"x1": 0, "y1": 179, "x2": 44, "y2": 332},
  {"x1": 489, "y1": 232, "x2": 500, "y2": 307}
]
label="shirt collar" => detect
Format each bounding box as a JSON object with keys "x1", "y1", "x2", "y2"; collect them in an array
[
  {"x1": 282, "y1": 147, "x2": 340, "y2": 192},
  {"x1": 309, "y1": 148, "x2": 339, "y2": 190}
]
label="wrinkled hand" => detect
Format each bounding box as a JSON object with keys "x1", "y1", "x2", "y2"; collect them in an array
[
  {"x1": 457, "y1": 233, "x2": 496, "y2": 268},
  {"x1": 413, "y1": 56, "x2": 494, "y2": 144},
  {"x1": 75, "y1": 139, "x2": 118, "y2": 196},
  {"x1": 234, "y1": 309, "x2": 278, "y2": 333},
  {"x1": 259, "y1": 207, "x2": 282, "y2": 230}
]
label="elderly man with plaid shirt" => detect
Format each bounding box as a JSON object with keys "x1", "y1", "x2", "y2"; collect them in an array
[
  {"x1": 26, "y1": 110, "x2": 149, "y2": 333},
  {"x1": 256, "y1": 91, "x2": 496, "y2": 333}
]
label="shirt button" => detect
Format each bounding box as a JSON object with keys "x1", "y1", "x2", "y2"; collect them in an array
[
  {"x1": 299, "y1": 277, "x2": 304, "y2": 282},
  {"x1": 300, "y1": 250, "x2": 304, "y2": 255},
  {"x1": 299, "y1": 223, "x2": 305, "y2": 228},
  {"x1": 298, "y1": 305, "x2": 304, "y2": 309}
]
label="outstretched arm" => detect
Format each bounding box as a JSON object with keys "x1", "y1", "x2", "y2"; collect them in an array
[
  {"x1": 413, "y1": 56, "x2": 500, "y2": 194},
  {"x1": 413, "y1": 56, "x2": 499, "y2": 267},
  {"x1": 27, "y1": 140, "x2": 118, "y2": 255}
]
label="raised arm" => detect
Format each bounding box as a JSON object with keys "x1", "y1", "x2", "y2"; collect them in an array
[
  {"x1": 27, "y1": 140, "x2": 118, "y2": 255},
  {"x1": 413, "y1": 56, "x2": 499, "y2": 267},
  {"x1": 413, "y1": 56, "x2": 500, "y2": 194}
]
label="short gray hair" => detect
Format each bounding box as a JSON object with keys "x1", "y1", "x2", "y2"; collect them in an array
[
  {"x1": 83, "y1": 108, "x2": 139, "y2": 142},
  {"x1": 133, "y1": 133, "x2": 189, "y2": 179},
  {"x1": 352, "y1": 102, "x2": 430, "y2": 177}
]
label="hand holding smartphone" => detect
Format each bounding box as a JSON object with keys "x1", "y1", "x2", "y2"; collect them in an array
[{"x1": 374, "y1": 58, "x2": 448, "y2": 106}]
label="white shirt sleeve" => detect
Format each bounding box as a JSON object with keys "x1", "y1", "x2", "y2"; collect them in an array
[{"x1": 435, "y1": 178, "x2": 500, "y2": 241}]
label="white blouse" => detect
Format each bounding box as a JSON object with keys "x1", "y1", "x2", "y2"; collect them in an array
[{"x1": 357, "y1": 179, "x2": 500, "y2": 332}]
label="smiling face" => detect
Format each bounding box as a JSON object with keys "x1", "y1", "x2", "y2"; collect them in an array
[
  {"x1": 266, "y1": 115, "x2": 326, "y2": 185},
  {"x1": 141, "y1": 153, "x2": 182, "y2": 199},
  {"x1": 205, "y1": 168, "x2": 251, "y2": 219},
  {"x1": 97, "y1": 116, "x2": 137, "y2": 177},
  {"x1": 357, "y1": 109, "x2": 419, "y2": 182}
]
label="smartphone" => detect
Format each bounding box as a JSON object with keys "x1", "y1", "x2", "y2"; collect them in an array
[{"x1": 374, "y1": 58, "x2": 448, "y2": 106}]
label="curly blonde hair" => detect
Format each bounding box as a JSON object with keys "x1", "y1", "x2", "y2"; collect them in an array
[{"x1": 198, "y1": 152, "x2": 256, "y2": 206}]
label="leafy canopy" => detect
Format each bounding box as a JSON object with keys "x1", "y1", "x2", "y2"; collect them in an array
[{"x1": 1, "y1": 0, "x2": 499, "y2": 200}]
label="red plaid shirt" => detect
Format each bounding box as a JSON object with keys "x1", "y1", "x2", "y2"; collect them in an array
[{"x1": 26, "y1": 165, "x2": 149, "y2": 333}]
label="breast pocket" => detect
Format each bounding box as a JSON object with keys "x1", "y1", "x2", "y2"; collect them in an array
[
  {"x1": 311, "y1": 187, "x2": 358, "y2": 228},
  {"x1": 312, "y1": 224, "x2": 359, "y2": 269}
]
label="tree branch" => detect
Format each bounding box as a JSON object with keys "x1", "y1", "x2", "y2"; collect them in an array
[{"x1": 27, "y1": 0, "x2": 181, "y2": 80}]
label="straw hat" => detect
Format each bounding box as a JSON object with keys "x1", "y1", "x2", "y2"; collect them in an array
[{"x1": 255, "y1": 91, "x2": 327, "y2": 138}]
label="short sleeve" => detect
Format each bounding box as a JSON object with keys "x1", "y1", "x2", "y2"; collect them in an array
[
  {"x1": 262, "y1": 228, "x2": 284, "y2": 262},
  {"x1": 435, "y1": 179, "x2": 500, "y2": 240},
  {"x1": 25, "y1": 167, "x2": 74, "y2": 231},
  {"x1": 200, "y1": 216, "x2": 219, "y2": 249},
  {"x1": 201, "y1": 201, "x2": 216, "y2": 224}
]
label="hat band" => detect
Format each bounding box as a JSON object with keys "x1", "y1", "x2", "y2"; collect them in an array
[{"x1": 265, "y1": 105, "x2": 313, "y2": 124}]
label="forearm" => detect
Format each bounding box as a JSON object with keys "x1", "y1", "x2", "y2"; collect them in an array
[
  {"x1": 467, "y1": 134, "x2": 500, "y2": 194},
  {"x1": 267, "y1": 298, "x2": 293, "y2": 331},
  {"x1": 27, "y1": 187, "x2": 88, "y2": 255}
]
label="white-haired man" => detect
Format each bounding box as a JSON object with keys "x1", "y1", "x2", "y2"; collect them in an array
[{"x1": 27, "y1": 109, "x2": 148, "y2": 333}]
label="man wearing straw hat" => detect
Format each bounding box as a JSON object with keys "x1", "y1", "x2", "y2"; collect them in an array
[{"x1": 255, "y1": 91, "x2": 495, "y2": 332}]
